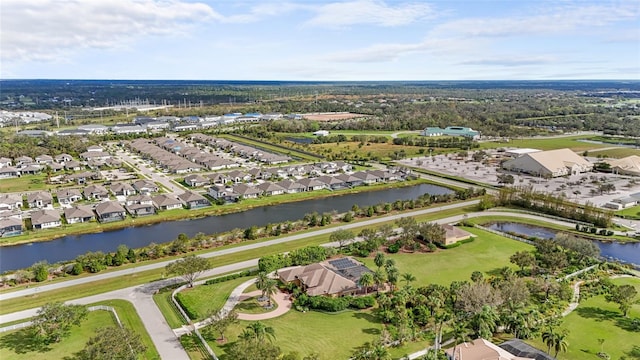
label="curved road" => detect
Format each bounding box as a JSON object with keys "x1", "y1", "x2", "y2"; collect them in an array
[{"x1": 0, "y1": 204, "x2": 606, "y2": 359}]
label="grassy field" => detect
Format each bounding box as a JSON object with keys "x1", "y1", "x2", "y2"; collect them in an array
[
  {"x1": 153, "y1": 286, "x2": 188, "y2": 329},
  {"x1": 589, "y1": 147, "x2": 640, "y2": 158},
  {"x1": 0, "y1": 308, "x2": 115, "y2": 360},
  {"x1": 235, "y1": 296, "x2": 278, "y2": 314},
  {"x1": 219, "y1": 134, "x2": 324, "y2": 161},
  {"x1": 0, "y1": 174, "x2": 50, "y2": 193},
  {"x1": 359, "y1": 227, "x2": 533, "y2": 287},
  {"x1": 616, "y1": 205, "x2": 640, "y2": 219},
  {"x1": 528, "y1": 277, "x2": 640, "y2": 360},
  {"x1": 0, "y1": 299, "x2": 159, "y2": 360},
  {"x1": 309, "y1": 141, "x2": 429, "y2": 161},
  {"x1": 479, "y1": 135, "x2": 609, "y2": 152},
  {"x1": 177, "y1": 276, "x2": 252, "y2": 321}
]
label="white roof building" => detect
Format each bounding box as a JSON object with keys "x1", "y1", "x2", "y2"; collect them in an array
[{"x1": 502, "y1": 148, "x2": 593, "y2": 177}]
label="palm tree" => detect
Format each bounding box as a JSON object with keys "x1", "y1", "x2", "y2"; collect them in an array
[
  {"x1": 373, "y1": 269, "x2": 387, "y2": 293},
  {"x1": 374, "y1": 252, "x2": 385, "y2": 270},
  {"x1": 451, "y1": 322, "x2": 469, "y2": 360},
  {"x1": 386, "y1": 266, "x2": 399, "y2": 292},
  {"x1": 256, "y1": 272, "x2": 269, "y2": 301},
  {"x1": 262, "y1": 279, "x2": 278, "y2": 308},
  {"x1": 359, "y1": 272, "x2": 374, "y2": 295},
  {"x1": 401, "y1": 272, "x2": 416, "y2": 288},
  {"x1": 552, "y1": 330, "x2": 569, "y2": 357},
  {"x1": 472, "y1": 305, "x2": 499, "y2": 339},
  {"x1": 542, "y1": 327, "x2": 556, "y2": 355},
  {"x1": 245, "y1": 321, "x2": 276, "y2": 343}
]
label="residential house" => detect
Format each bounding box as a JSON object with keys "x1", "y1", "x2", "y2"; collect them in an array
[
  {"x1": 54, "y1": 154, "x2": 74, "y2": 164},
  {"x1": 208, "y1": 185, "x2": 239, "y2": 203},
  {"x1": 20, "y1": 164, "x2": 42, "y2": 175},
  {"x1": 0, "y1": 166, "x2": 20, "y2": 179},
  {"x1": 335, "y1": 173, "x2": 362, "y2": 187},
  {"x1": 439, "y1": 224, "x2": 474, "y2": 246},
  {"x1": 297, "y1": 178, "x2": 325, "y2": 192},
  {"x1": 35, "y1": 154, "x2": 53, "y2": 164},
  {"x1": 15, "y1": 156, "x2": 34, "y2": 166},
  {"x1": 56, "y1": 188, "x2": 83, "y2": 205},
  {"x1": 31, "y1": 209, "x2": 62, "y2": 229},
  {"x1": 184, "y1": 174, "x2": 209, "y2": 187},
  {"x1": 207, "y1": 173, "x2": 229, "y2": 185},
  {"x1": 48, "y1": 162, "x2": 64, "y2": 172},
  {"x1": 0, "y1": 157, "x2": 12, "y2": 168},
  {"x1": 275, "y1": 179, "x2": 306, "y2": 194},
  {"x1": 63, "y1": 205, "x2": 96, "y2": 224},
  {"x1": 95, "y1": 201, "x2": 127, "y2": 222},
  {"x1": 177, "y1": 191, "x2": 210, "y2": 209},
  {"x1": 352, "y1": 171, "x2": 380, "y2": 184},
  {"x1": 152, "y1": 194, "x2": 184, "y2": 210},
  {"x1": 27, "y1": 191, "x2": 53, "y2": 209},
  {"x1": 226, "y1": 170, "x2": 251, "y2": 183},
  {"x1": 64, "y1": 161, "x2": 83, "y2": 171},
  {"x1": 132, "y1": 180, "x2": 159, "y2": 194},
  {"x1": 0, "y1": 194, "x2": 23, "y2": 210},
  {"x1": 87, "y1": 145, "x2": 103, "y2": 152},
  {"x1": 110, "y1": 182, "x2": 136, "y2": 197},
  {"x1": 0, "y1": 217, "x2": 23, "y2": 237},
  {"x1": 445, "y1": 338, "x2": 536, "y2": 360},
  {"x1": 231, "y1": 183, "x2": 261, "y2": 199},
  {"x1": 126, "y1": 202, "x2": 156, "y2": 216},
  {"x1": 83, "y1": 184, "x2": 109, "y2": 201},
  {"x1": 316, "y1": 175, "x2": 347, "y2": 190},
  {"x1": 66, "y1": 171, "x2": 99, "y2": 185},
  {"x1": 256, "y1": 181, "x2": 286, "y2": 196},
  {"x1": 278, "y1": 257, "x2": 372, "y2": 297},
  {"x1": 80, "y1": 151, "x2": 111, "y2": 161}
]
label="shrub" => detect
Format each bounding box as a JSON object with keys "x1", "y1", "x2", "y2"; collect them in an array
[
  {"x1": 387, "y1": 243, "x2": 400, "y2": 253},
  {"x1": 204, "y1": 269, "x2": 258, "y2": 285},
  {"x1": 176, "y1": 292, "x2": 199, "y2": 320},
  {"x1": 349, "y1": 295, "x2": 376, "y2": 309}
]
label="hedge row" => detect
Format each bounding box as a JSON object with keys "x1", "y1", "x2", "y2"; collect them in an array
[
  {"x1": 175, "y1": 292, "x2": 199, "y2": 320},
  {"x1": 294, "y1": 293, "x2": 376, "y2": 312},
  {"x1": 204, "y1": 269, "x2": 259, "y2": 285}
]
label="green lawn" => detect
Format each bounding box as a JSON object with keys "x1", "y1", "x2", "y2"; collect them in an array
[
  {"x1": 178, "y1": 276, "x2": 253, "y2": 321},
  {"x1": 360, "y1": 227, "x2": 533, "y2": 287},
  {"x1": 0, "y1": 307, "x2": 117, "y2": 360},
  {"x1": 528, "y1": 277, "x2": 640, "y2": 360},
  {"x1": 589, "y1": 147, "x2": 640, "y2": 158},
  {"x1": 210, "y1": 310, "x2": 383, "y2": 360},
  {"x1": 616, "y1": 205, "x2": 640, "y2": 219},
  {"x1": 234, "y1": 296, "x2": 278, "y2": 314},
  {"x1": 479, "y1": 135, "x2": 608, "y2": 152},
  {"x1": 153, "y1": 286, "x2": 188, "y2": 329}
]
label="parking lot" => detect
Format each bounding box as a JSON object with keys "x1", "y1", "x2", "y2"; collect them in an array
[{"x1": 400, "y1": 150, "x2": 640, "y2": 208}]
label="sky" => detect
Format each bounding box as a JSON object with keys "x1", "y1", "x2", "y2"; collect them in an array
[{"x1": 1, "y1": 0, "x2": 639, "y2": 80}]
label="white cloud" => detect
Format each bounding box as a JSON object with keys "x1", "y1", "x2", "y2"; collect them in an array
[
  {"x1": 459, "y1": 56, "x2": 559, "y2": 67},
  {"x1": 325, "y1": 37, "x2": 477, "y2": 63},
  {"x1": 222, "y1": 2, "x2": 303, "y2": 23},
  {"x1": 305, "y1": 0, "x2": 435, "y2": 28},
  {"x1": 434, "y1": 2, "x2": 640, "y2": 38},
  {"x1": 1, "y1": 0, "x2": 219, "y2": 62}
]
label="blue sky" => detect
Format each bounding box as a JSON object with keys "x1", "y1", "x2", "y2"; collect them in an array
[{"x1": 2, "y1": 0, "x2": 639, "y2": 80}]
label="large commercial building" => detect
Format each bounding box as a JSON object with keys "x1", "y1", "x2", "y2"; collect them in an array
[
  {"x1": 421, "y1": 126, "x2": 480, "y2": 139},
  {"x1": 604, "y1": 155, "x2": 640, "y2": 176},
  {"x1": 502, "y1": 148, "x2": 593, "y2": 177}
]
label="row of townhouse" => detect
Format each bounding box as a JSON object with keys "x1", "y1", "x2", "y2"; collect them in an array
[
  {"x1": 127, "y1": 139, "x2": 203, "y2": 174},
  {"x1": 183, "y1": 161, "x2": 354, "y2": 187},
  {"x1": 0, "y1": 192, "x2": 194, "y2": 236},
  {"x1": 154, "y1": 137, "x2": 240, "y2": 171},
  {"x1": 189, "y1": 133, "x2": 291, "y2": 164},
  {"x1": 208, "y1": 169, "x2": 406, "y2": 202}
]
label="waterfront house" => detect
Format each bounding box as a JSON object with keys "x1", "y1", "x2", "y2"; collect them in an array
[
  {"x1": 31, "y1": 209, "x2": 62, "y2": 229},
  {"x1": 63, "y1": 205, "x2": 96, "y2": 224},
  {"x1": 297, "y1": 178, "x2": 325, "y2": 192},
  {"x1": 208, "y1": 185, "x2": 240, "y2": 203},
  {"x1": 0, "y1": 217, "x2": 22, "y2": 237},
  {"x1": 177, "y1": 191, "x2": 210, "y2": 209},
  {"x1": 95, "y1": 201, "x2": 127, "y2": 222},
  {"x1": 256, "y1": 182, "x2": 286, "y2": 196},
  {"x1": 275, "y1": 179, "x2": 306, "y2": 194},
  {"x1": 126, "y1": 202, "x2": 156, "y2": 217},
  {"x1": 316, "y1": 175, "x2": 347, "y2": 190},
  {"x1": 152, "y1": 194, "x2": 184, "y2": 210},
  {"x1": 352, "y1": 171, "x2": 379, "y2": 184},
  {"x1": 231, "y1": 183, "x2": 261, "y2": 199}
]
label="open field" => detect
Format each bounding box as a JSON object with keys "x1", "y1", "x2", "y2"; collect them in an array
[
  {"x1": 359, "y1": 227, "x2": 533, "y2": 287},
  {"x1": 589, "y1": 147, "x2": 640, "y2": 158},
  {"x1": 219, "y1": 134, "x2": 324, "y2": 161},
  {"x1": 309, "y1": 141, "x2": 428, "y2": 161},
  {"x1": 301, "y1": 112, "x2": 371, "y2": 121},
  {"x1": 479, "y1": 135, "x2": 609, "y2": 152},
  {"x1": 528, "y1": 277, "x2": 640, "y2": 360},
  {"x1": 616, "y1": 205, "x2": 640, "y2": 219},
  {"x1": 0, "y1": 299, "x2": 159, "y2": 360},
  {"x1": 0, "y1": 308, "x2": 116, "y2": 360},
  {"x1": 177, "y1": 276, "x2": 251, "y2": 321}
]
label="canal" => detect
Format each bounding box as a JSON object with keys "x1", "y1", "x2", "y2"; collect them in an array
[
  {"x1": 0, "y1": 184, "x2": 452, "y2": 272},
  {"x1": 487, "y1": 222, "x2": 640, "y2": 266}
]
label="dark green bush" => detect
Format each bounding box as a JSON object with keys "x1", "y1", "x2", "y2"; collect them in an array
[{"x1": 176, "y1": 293, "x2": 199, "y2": 320}]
